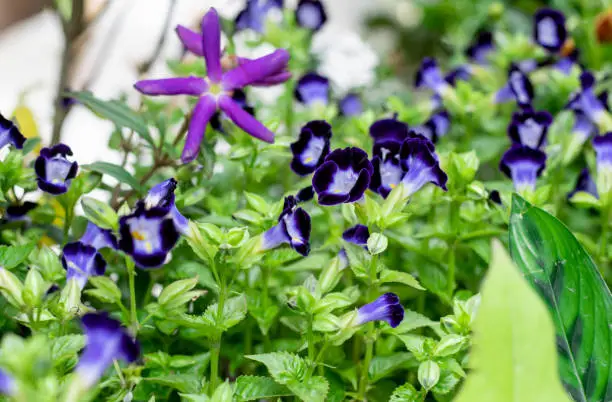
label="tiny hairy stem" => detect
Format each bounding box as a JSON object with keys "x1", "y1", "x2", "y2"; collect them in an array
[{"x1": 126, "y1": 257, "x2": 138, "y2": 332}]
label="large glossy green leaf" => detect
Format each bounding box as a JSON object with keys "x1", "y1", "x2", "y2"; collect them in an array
[
  {"x1": 454, "y1": 240, "x2": 572, "y2": 402},
  {"x1": 82, "y1": 162, "x2": 142, "y2": 192},
  {"x1": 509, "y1": 195, "x2": 612, "y2": 402}
]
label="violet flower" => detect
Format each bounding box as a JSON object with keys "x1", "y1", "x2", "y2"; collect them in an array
[
  {"x1": 136, "y1": 8, "x2": 290, "y2": 163},
  {"x1": 80, "y1": 222, "x2": 118, "y2": 250},
  {"x1": 235, "y1": 0, "x2": 283, "y2": 33},
  {"x1": 295, "y1": 0, "x2": 327, "y2": 31},
  {"x1": 312, "y1": 147, "x2": 373, "y2": 205},
  {"x1": 568, "y1": 168, "x2": 598, "y2": 199},
  {"x1": 466, "y1": 31, "x2": 494, "y2": 65},
  {"x1": 508, "y1": 107, "x2": 552, "y2": 149},
  {"x1": 210, "y1": 89, "x2": 255, "y2": 133},
  {"x1": 412, "y1": 110, "x2": 451, "y2": 143},
  {"x1": 444, "y1": 66, "x2": 472, "y2": 86},
  {"x1": 74, "y1": 313, "x2": 139, "y2": 390},
  {"x1": 356, "y1": 293, "x2": 404, "y2": 328},
  {"x1": 342, "y1": 224, "x2": 370, "y2": 247},
  {"x1": 593, "y1": 132, "x2": 612, "y2": 174},
  {"x1": 369, "y1": 118, "x2": 411, "y2": 145},
  {"x1": 415, "y1": 58, "x2": 452, "y2": 97},
  {"x1": 260, "y1": 196, "x2": 311, "y2": 256},
  {"x1": 0, "y1": 113, "x2": 26, "y2": 150},
  {"x1": 290, "y1": 120, "x2": 332, "y2": 176},
  {"x1": 0, "y1": 369, "x2": 15, "y2": 396},
  {"x1": 500, "y1": 146, "x2": 546, "y2": 192},
  {"x1": 339, "y1": 93, "x2": 363, "y2": 117},
  {"x1": 61, "y1": 242, "x2": 106, "y2": 289},
  {"x1": 566, "y1": 72, "x2": 610, "y2": 128},
  {"x1": 534, "y1": 8, "x2": 567, "y2": 53},
  {"x1": 495, "y1": 62, "x2": 537, "y2": 104},
  {"x1": 295, "y1": 72, "x2": 330, "y2": 107},
  {"x1": 398, "y1": 137, "x2": 448, "y2": 198},
  {"x1": 296, "y1": 185, "x2": 314, "y2": 202},
  {"x1": 5, "y1": 202, "x2": 37, "y2": 222},
  {"x1": 35, "y1": 144, "x2": 78, "y2": 195},
  {"x1": 119, "y1": 179, "x2": 188, "y2": 268},
  {"x1": 369, "y1": 141, "x2": 403, "y2": 198}
]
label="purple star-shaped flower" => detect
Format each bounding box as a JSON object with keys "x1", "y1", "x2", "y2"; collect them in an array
[{"x1": 135, "y1": 8, "x2": 290, "y2": 163}]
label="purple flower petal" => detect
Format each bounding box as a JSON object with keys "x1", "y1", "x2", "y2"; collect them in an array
[
  {"x1": 593, "y1": 132, "x2": 612, "y2": 171},
  {"x1": 294, "y1": 72, "x2": 330, "y2": 106},
  {"x1": 339, "y1": 93, "x2": 363, "y2": 117},
  {"x1": 342, "y1": 224, "x2": 370, "y2": 246},
  {"x1": 295, "y1": 0, "x2": 327, "y2": 31},
  {"x1": 61, "y1": 242, "x2": 106, "y2": 289},
  {"x1": 201, "y1": 8, "x2": 223, "y2": 82},
  {"x1": 508, "y1": 64, "x2": 534, "y2": 107},
  {"x1": 369, "y1": 118, "x2": 410, "y2": 145},
  {"x1": 80, "y1": 222, "x2": 118, "y2": 250},
  {"x1": 181, "y1": 95, "x2": 218, "y2": 164},
  {"x1": 568, "y1": 168, "x2": 598, "y2": 199},
  {"x1": 134, "y1": 77, "x2": 207, "y2": 96},
  {"x1": 357, "y1": 293, "x2": 404, "y2": 328},
  {"x1": 223, "y1": 49, "x2": 290, "y2": 90},
  {"x1": 0, "y1": 113, "x2": 26, "y2": 150},
  {"x1": 534, "y1": 8, "x2": 567, "y2": 53},
  {"x1": 466, "y1": 31, "x2": 494, "y2": 64},
  {"x1": 290, "y1": 120, "x2": 332, "y2": 176},
  {"x1": 499, "y1": 146, "x2": 546, "y2": 192},
  {"x1": 219, "y1": 95, "x2": 275, "y2": 143},
  {"x1": 508, "y1": 108, "x2": 552, "y2": 149},
  {"x1": 176, "y1": 25, "x2": 204, "y2": 56}
]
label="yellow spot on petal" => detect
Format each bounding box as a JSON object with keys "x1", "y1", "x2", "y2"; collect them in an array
[
  {"x1": 132, "y1": 231, "x2": 146, "y2": 241},
  {"x1": 145, "y1": 242, "x2": 153, "y2": 253},
  {"x1": 390, "y1": 183, "x2": 396, "y2": 189},
  {"x1": 304, "y1": 157, "x2": 313, "y2": 163}
]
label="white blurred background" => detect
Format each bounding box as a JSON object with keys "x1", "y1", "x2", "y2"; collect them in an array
[{"x1": 0, "y1": 0, "x2": 401, "y2": 163}]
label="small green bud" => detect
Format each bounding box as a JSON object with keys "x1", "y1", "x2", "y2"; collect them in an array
[
  {"x1": 0, "y1": 267, "x2": 25, "y2": 308},
  {"x1": 316, "y1": 256, "x2": 347, "y2": 295},
  {"x1": 367, "y1": 233, "x2": 388, "y2": 255},
  {"x1": 186, "y1": 221, "x2": 218, "y2": 262},
  {"x1": 418, "y1": 360, "x2": 440, "y2": 390},
  {"x1": 221, "y1": 227, "x2": 250, "y2": 249},
  {"x1": 488, "y1": 2, "x2": 504, "y2": 19},
  {"x1": 59, "y1": 278, "x2": 84, "y2": 318},
  {"x1": 23, "y1": 269, "x2": 47, "y2": 307}
]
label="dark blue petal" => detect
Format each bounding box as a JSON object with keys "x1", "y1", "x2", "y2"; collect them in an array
[
  {"x1": 415, "y1": 58, "x2": 449, "y2": 95},
  {"x1": 445, "y1": 66, "x2": 471, "y2": 86},
  {"x1": 399, "y1": 138, "x2": 448, "y2": 196},
  {"x1": 338, "y1": 93, "x2": 363, "y2": 117},
  {"x1": 488, "y1": 190, "x2": 502, "y2": 205},
  {"x1": 62, "y1": 241, "x2": 106, "y2": 289},
  {"x1": 508, "y1": 108, "x2": 552, "y2": 149},
  {"x1": 295, "y1": 72, "x2": 329, "y2": 106},
  {"x1": 296, "y1": 186, "x2": 314, "y2": 202},
  {"x1": 465, "y1": 30, "x2": 494, "y2": 64},
  {"x1": 5, "y1": 202, "x2": 37, "y2": 222},
  {"x1": 568, "y1": 168, "x2": 598, "y2": 199},
  {"x1": 369, "y1": 118, "x2": 410, "y2": 145},
  {"x1": 534, "y1": 8, "x2": 567, "y2": 53},
  {"x1": 342, "y1": 224, "x2": 370, "y2": 246},
  {"x1": 508, "y1": 64, "x2": 534, "y2": 107},
  {"x1": 284, "y1": 207, "x2": 311, "y2": 256},
  {"x1": 290, "y1": 120, "x2": 332, "y2": 176},
  {"x1": 80, "y1": 222, "x2": 118, "y2": 250},
  {"x1": 35, "y1": 144, "x2": 78, "y2": 195},
  {"x1": 0, "y1": 113, "x2": 26, "y2": 150},
  {"x1": 499, "y1": 146, "x2": 547, "y2": 191},
  {"x1": 413, "y1": 110, "x2": 451, "y2": 143},
  {"x1": 593, "y1": 132, "x2": 612, "y2": 171},
  {"x1": 295, "y1": 0, "x2": 327, "y2": 31},
  {"x1": 356, "y1": 293, "x2": 404, "y2": 328},
  {"x1": 235, "y1": 0, "x2": 284, "y2": 33},
  {"x1": 210, "y1": 89, "x2": 254, "y2": 133}
]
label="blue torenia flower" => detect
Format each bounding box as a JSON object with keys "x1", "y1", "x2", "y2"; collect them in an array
[
  {"x1": 119, "y1": 179, "x2": 187, "y2": 268},
  {"x1": 296, "y1": 186, "x2": 314, "y2": 202},
  {"x1": 534, "y1": 8, "x2": 567, "y2": 53},
  {"x1": 261, "y1": 196, "x2": 311, "y2": 256},
  {"x1": 80, "y1": 222, "x2": 118, "y2": 250},
  {"x1": 339, "y1": 93, "x2": 363, "y2": 117},
  {"x1": 566, "y1": 72, "x2": 611, "y2": 129},
  {"x1": 61, "y1": 242, "x2": 106, "y2": 289},
  {"x1": 569, "y1": 168, "x2": 598, "y2": 199},
  {"x1": 0, "y1": 369, "x2": 15, "y2": 396},
  {"x1": 342, "y1": 224, "x2": 369, "y2": 247},
  {"x1": 412, "y1": 110, "x2": 451, "y2": 143},
  {"x1": 500, "y1": 146, "x2": 546, "y2": 192},
  {"x1": 5, "y1": 202, "x2": 37, "y2": 222},
  {"x1": 369, "y1": 118, "x2": 410, "y2": 145},
  {"x1": 35, "y1": 144, "x2": 78, "y2": 195},
  {"x1": 593, "y1": 133, "x2": 612, "y2": 199},
  {"x1": 74, "y1": 312, "x2": 139, "y2": 390},
  {"x1": 235, "y1": 0, "x2": 283, "y2": 33},
  {"x1": 295, "y1": 0, "x2": 327, "y2": 31},
  {"x1": 295, "y1": 72, "x2": 330, "y2": 107},
  {"x1": 312, "y1": 147, "x2": 373, "y2": 205},
  {"x1": 370, "y1": 141, "x2": 403, "y2": 198},
  {"x1": 508, "y1": 107, "x2": 552, "y2": 149},
  {"x1": 507, "y1": 64, "x2": 534, "y2": 107},
  {"x1": 0, "y1": 113, "x2": 25, "y2": 150},
  {"x1": 466, "y1": 31, "x2": 494, "y2": 65},
  {"x1": 398, "y1": 136, "x2": 448, "y2": 197},
  {"x1": 290, "y1": 120, "x2": 332, "y2": 176},
  {"x1": 415, "y1": 58, "x2": 452, "y2": 97},
  {"x1": 136, "y1": 9, "x2": 290, "y2": 163},
  {"x1": 356, "y1": 293, "x2": 404, "y2": 328}
]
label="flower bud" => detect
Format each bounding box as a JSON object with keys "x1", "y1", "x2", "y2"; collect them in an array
[
  {"x1": 316, "y1": 256, "x2": 346, "y2": 295},
  {"x1": 59, "y1": 278, "x2": 84, "y2": 318},
  {"x1": 0, "y1": 267, "x2": 24, "y2": 308},
  {"x1": 23, "y1": 269, "x2": 47, "y2": 308},
  {"x1": 418, "y1": 360, "x2": 440, "y2": 390}
]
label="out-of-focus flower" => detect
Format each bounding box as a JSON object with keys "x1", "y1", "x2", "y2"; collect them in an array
[
  {"x1": 499, "y1": 146, "x2": 546, "y2": 192},
  {"x1": 488, "y1": 190, "x2": 502, "y2": 205},
  {"x1": 294, "y1": 72, "x2": 330, "y2": 107},
  {"x1": 355, "y1": 293, "x2": 404, "y2": 328},
  {"x1": 295, "y1": 0, "x2": 327, "y2": 31},
  {"x1": 136, "y1": 9, "x2": 290, "y2": 163},
  {"x1": 0, "y1": 113, "x2": 26, "y2": 150},
  {"x1": 338, "y1": 93, "x2": 363, "y2": 117},
  {"x1": 35, "y1": 144, "x2": 78, "y2": 195},
  {"x1": 312, "y1": 147, "x2": 373, "y2": 205},
  {"x1": 290, "y1": 120, "x2": 332, "y2": 176},
  {"x1": 235, "y1": 0, "x2": 284, "y2": 33},
  {"x1": 466, "y1": 31, "x2": 494, "y2": 65},
  {"x1": 507, "y1": 64, "x2": 534, "y2": 107},
  {"x1": 596, "y1": 9, "x2": 612, "y2": 44},
  {"x1": 61, "y1": 242, "x2": 106, "y2": 290},
  {"x1": 412, "y1": 110, "x2": 451, "y2": 143},
  {"x1": 260, "y1": 196, "x2": 311, "y2": 256},
  {"x1": 74, "y1": 313, "x2": 139, "y2": 390},
  {"x1": 568, "y1": 168, "x2": 598, "y2": 199},
  {"x1": 5, "y1": 202, "x2": 37, "y2": 222},
  {"x1": 566, "y1": 72, "x2": 611, "y2": 128},
  {"x1": 507, "y1": 108, "x2": 552, "y2": 149},
  {"x1": 0, "y1": 369, "x2": 15, "y2": 396},
  {"x1": 342, "y1": 224, "x2": 369, "y2": 247},
  {"x1": 534, "y1": 8, "x2": 567, "y2": 53},
  {"x1": 80, "y1": 222, "x2": 118, "y2": 250},
  {"x1": 415, "y1": 58, "x2": 452, "y2": 97}
]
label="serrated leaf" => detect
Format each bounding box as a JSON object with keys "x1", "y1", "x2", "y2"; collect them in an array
[
  {"x1": 368, "y1": 353, "x2": 418, "y2": 383},
  {"x1": 234, "y1": 376, "x2": 291, "y2": 401},
  {"x1": 203, "y1": 294, "x2": 247, "y2": 331},
  {"x1": 85, "y1": 276, "x2": 122, "y2": 304},
  {"x1": 50, "y1": 335, "x2": 85, "y2": 371},
  {"x1": 286, "y1": 376, "x2": 329, "y2": 402},
  {"x1": 390, "y1": 383, "x2": 422, "y2": 402},
  {"x1": 83, "y1": 162, "x2": 142, "y2": 192},
  {"x1": 509, "y1": 195, "x2": 612, "y2": 402},
  {"x1": 246, "y1": 352, "x2": 307, "y2": 384},
  {"x1": 67, "y1": 91, "x2": 154, "y2": 146},
  {"x1": 0, "y1": 243, "x2": 35, "y2": 269},
  {"x1": 454, "y1": 240, "x2": 572, "y2": 402}
]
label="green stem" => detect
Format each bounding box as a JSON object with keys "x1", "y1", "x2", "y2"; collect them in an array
[
  {"x1": 126, "y1": 257, "x2": 138, "y2": 331},
  {"x1": 261, "y1": 265, "x2": 272, "y2": 351},
  {"x1": 209, "y1": 277, "x2": 227, "y2": 394},
  {"x1": 447, "y1": 200, "x2": 460, "y2": 298},
  {"x1": 358, "y1": 255, "x2": 379, "y2": 399},
  {"x1": 62, "y1": 205, "x2": 74, "y2": 246},
  {"x1": 305, "y1": 314, "x2": 315, "y2": 377},
  {"x1": 599, "y1": 207, "x2": 609, "y2": 268}
]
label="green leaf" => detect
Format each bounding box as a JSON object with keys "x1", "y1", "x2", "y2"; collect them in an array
[
  {"x1": 83, "y1": 161, "x2": 142, "y2": 192},
  {"x1": 388, "y1": 309, "x2": 437, "y2": 334},
  {"x1": 246, "y1": 352, "x2": 307, "y2": 384},
  {"x1": 211, "y1": 381, "x2": 233, "y2": 402},
  {"x1": 67, "y1": 91, "x2": 154, "y2": 146},
  {"x1": 390, "y1": 383, "x2": 422, "y2": 402},
  {"x1": 286, "y1": 376, "x2": 329, "y2": 402},
  {"x1": 203, "y1": 294, "x2": 247, "y2": 331},
  {"x1": 85, "y1": 276, "x2": 122, "y2": 304},
  {"x1": 509, "y1": 195, "x2": 612, "y2": 402},
  {"x1": 234, "y1": 376, "x2": 291, "y2": 401},
  {"x1": 368, "y1": 352, "x2": 418, "y2": 383},
  {"x1": 380, "y1": 269, "x2": 425, "y2": 290},
  {"x1": 49, "y1": 335, "x2": 85, "y2": 371},
  {"x1": 81, "y1": 196, "x2": 119, "y2": 230},
  {"x1": 0, "y1": 243, "x2": 35, "y2": 269},
  {"x1": 454, "y1": 240, "x2": 573, "y2": 402}
]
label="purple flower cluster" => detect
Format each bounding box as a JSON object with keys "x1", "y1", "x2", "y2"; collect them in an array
[{"x1": 234, "y1": 0, "x2": 327, "y2": 33}]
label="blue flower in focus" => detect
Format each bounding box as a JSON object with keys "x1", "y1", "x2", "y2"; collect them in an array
[
  {"x1": 119, "y1": 178, "x2": 187, "y2": 269},
  {"x1": 370, "y1": 141, "x2": 403, "y2": 198},
  {"x1": 312, "y1": 147, "x2": 373, "y2": 205},
  {"x1": 369, "y1": 118, "x2": 411, "y2": 145},
  {"x1": 61, "y1": 242, "x2": 106, "y2": 289},
  {"x1": 295, "y1": 0, "x2": 327, "y2": 31},
  {"x1": 74, "y1": 313, "x2": 139, "y2": 390},
  {"x1": 290, "y1": 120, "x2": 332, "y2": 176},
  {"x1": 80, "y1": 222, "x2": 118, "y2": 250},
  {"x1": 261, "y1": 196, "x2": 311, "y2": 256},
  {"x1": 0, "y1": 113, "x2": 26, "y2": 150},
  {"x1": 356, "y1": 293, "x2": 404, "y2": 328},
  {"x1": 295, "y1": 72, "x2": 330, "y2": 107},
  {"x1": 398, "y1": 136, "x2": 448, "y2": 198},
  {"x1": 235, "y1": 0, "x2": 284, "y2": 33},
  {"x1": 508, "y1": 107, "x2": 552, "y2": 149},
  {"x1": 35, "y1": 144, "x2": 78, "y2": 195},
  {"x1": 500, "y1": 146, "x2": 546, "y2": 192}
]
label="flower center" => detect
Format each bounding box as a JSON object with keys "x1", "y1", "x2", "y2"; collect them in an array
[{"x1": 209, "y1": 83, "x2": 223, "y2": 95}]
